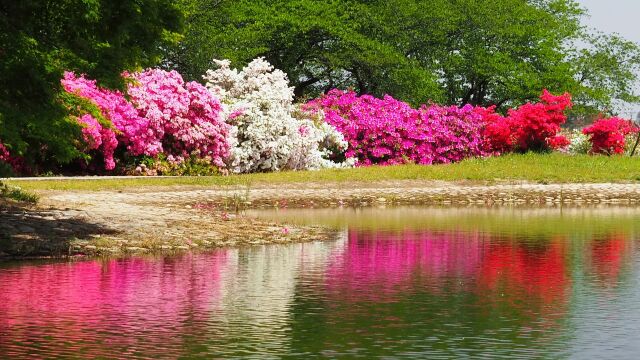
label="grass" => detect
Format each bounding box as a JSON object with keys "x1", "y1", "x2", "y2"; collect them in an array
[
  {"x1": 5, "y1": 153, "x2": 640, "y2": 191},
  {"x1": 0, "y1": 181, "x2": 39, "y2": 203}
]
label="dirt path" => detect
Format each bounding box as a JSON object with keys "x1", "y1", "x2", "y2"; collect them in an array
[{"x1": 3, "y1": 180, "x2": 640, "y2": 258}]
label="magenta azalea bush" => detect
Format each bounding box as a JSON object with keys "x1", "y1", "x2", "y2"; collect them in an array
[
  {"x1": 305, "y1": 90, "x2": 487, "y2": 166},
  {"x1": 62, "y1": 72, "x2": 145, "y2": 169}
]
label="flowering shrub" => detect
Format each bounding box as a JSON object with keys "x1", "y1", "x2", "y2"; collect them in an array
[
  {"x1": 583, "y1": 117, "x2": 638, "y2": 155},
  {"x1": 305, "y1": 89, "x2": 487, "y2": 165},
  {"x1": 62, "y1": 72, "x2": 154, "y2": 169},
  {"x1": 76, "y1": 114, "x2": 119, "y2": 169},
  {"x1": 482, "y1": 90, "x2": 572, "y2": 153},
  {"x1": 0, "y1": 142, "x2": 27, "y2": 175},
  {"x1": 127, "y1": 69, "x2": 230, "y2": 167},
  {"x1": 507, "y1": 90, "x2": 572, "y2": 151},
  {"x1": 62, "y1": 70, "x2": 230, "y2": 170},
  {"x1": 204, "y1": 58, "x2": 349, "y2": 173},
  {"x1": 476, "y1": 106, "x2": 512, "y2": 154},
  {"x1": 546, "y1": 135, "x2": 570, "y2": 151}
]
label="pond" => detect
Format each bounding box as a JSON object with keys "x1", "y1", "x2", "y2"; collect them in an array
[{"x1": 1, "y1": 206, "x2": 640, "y2": 358}]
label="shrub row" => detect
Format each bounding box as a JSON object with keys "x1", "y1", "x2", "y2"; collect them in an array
[{"x1": 0, "y1": 59, "x2": 637, "y2": 176}]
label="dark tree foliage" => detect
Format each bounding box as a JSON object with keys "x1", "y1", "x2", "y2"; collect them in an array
[{"x1": 0, "y1": 0, "x2": 182, "y2": 170}]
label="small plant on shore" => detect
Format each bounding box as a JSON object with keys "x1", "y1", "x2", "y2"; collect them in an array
[{"x1": 0, "y1": 182, "x2": 38, "y2": 203}]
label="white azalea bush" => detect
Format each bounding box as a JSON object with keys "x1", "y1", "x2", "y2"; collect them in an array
[
  {"x1": 204, "y1": 58, "x2": 351, "y2": 173},
  {"x1": 566, "y1": 130, "x2": 591, "y2": 154}
]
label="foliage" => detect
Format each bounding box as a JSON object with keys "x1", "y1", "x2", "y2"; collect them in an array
[
  {"x1": 204, "y1": 58, "x2": 350, "y2": 173},
  {"x1": 583, "y1": 117, "x2": 638, "y2": 155},
  {"x1": 169, "y1": 0, "x2": 640, "y2": 113},
  {"x1": 305, "y1": 89, "x2": 487, "y2": 166},
  {"x1": 167, "y1": 0, "x2": 442, "y2": 106},
  {"x1": 126, "y1": 154, "x2": 220, "y2": 176},
  {"x1": 0, "y1": 0, "x2": 182, "y2": 168},
  {"x1": 0, "y1": 182, "x2": 38, "y2": 203}
]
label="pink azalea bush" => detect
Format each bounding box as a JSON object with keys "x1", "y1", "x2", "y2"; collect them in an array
[
  {"x1": 128, "y1": 69, "x2": 230, "y2": 167},
  {"x1": 76, "y1": 114, "x2": 119, "y2": 169},
  {"x1": 62, "y1": 72, "x2": 156, "y2": 169},
  {"x1": 305, "y1": 89, "x2": 487, "y2": 165},
  {"x1": 62, "y1": 70, "x2": 230, "y2": 170}
]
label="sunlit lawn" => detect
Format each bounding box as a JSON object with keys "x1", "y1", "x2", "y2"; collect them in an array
[{"x1": 6, "y1": 153, "x2": 640, "y2": 191}]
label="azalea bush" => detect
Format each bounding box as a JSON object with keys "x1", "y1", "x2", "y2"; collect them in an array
[
  {"x1": 305, "y1": 89, "x2": 487, "y2": 166},
  {"x1": 546, "y1": 135, "x2": 571, "y2": 151},
  {"x1": 204, "y1": 58, "x2": 350, "y2": 173},
  {"x1": 127, "y1": 69, "x2": 230, "y2": 167},
  {"x1": 62, "y1": 69, "x2": 231, "y2": 170},
  {"x1": 0, "y1": 142, "x2": 27, "y2": 176},
  {"x1": 583, "y1": 117, "x2": 638, "y2": 155},
  {"x1": 482, "y1": 90, "x2": 572, "y2": 153}
]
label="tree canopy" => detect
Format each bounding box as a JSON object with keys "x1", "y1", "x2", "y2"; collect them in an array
[
  {"x1": 167, "y1": 0, "x2": 640, "y2": 113},
  {"x1": 0, "y1": 0, "x2": 182, "y2": 168}
]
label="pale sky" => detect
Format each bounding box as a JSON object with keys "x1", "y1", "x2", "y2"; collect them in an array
[
  {"x1": 578, "y1": 0, "x2": 640, "y2": 117},
  {"x1": 578, "y1": 0, "x2": 640, "y2": 44}
]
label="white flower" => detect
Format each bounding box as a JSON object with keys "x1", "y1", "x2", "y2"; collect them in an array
[{"x1": 203, "y1": 58, "x2": 352, "y2": 173}]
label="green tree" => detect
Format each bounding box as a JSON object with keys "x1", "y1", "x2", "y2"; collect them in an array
[
  {"x1": 0, "y1": 0, "x2": 182, "y2": 171},
  {"x1": 170, "y1": 0, "x2": 640, "y2": 114},
  {"x1": 166, "y1": 0, "x2": 444, "y2": 105}
]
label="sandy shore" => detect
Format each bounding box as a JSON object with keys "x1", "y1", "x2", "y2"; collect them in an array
[{"x1": 3, "y1": 180, "x2": 640, "y2": 259}]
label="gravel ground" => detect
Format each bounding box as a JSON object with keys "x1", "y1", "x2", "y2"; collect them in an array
[{"x1": 3, "y1": 180, "x2": 640, "y2": 259}]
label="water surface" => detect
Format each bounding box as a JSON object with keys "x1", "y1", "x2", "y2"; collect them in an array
[{"x1": 2, "y1": 207, "x2": 640, "y2": 358}]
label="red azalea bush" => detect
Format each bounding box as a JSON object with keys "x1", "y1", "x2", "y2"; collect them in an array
[
  {"x1": 482, "y1": 90, "x2": 572, "y2": 153},
  {"x1": 582, "y1": 117, "x2": 638, "y2": 155},
  {"x1": 546, "y1": 135, "x2": 571, "y2": 151},
  {"x1": 305, "y1": 89, "x2": 487, "y2": 166}
]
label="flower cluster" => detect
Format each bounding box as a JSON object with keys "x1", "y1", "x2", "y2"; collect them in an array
[
  {"x1": 0, "y1": 142, "x2": 26, "y2": 175},
  {"x1": 62, "y1": 70, "x2": 230, "y2": 169},
  {"x1": 62, "y1": 72, "x2": 146, "y2": 169},
  {"x1": 482, "y1": 90, "x2": 572, "y2": 153},
  {"x1": 546, "y1": 135, "x2": 571, "y2": 151},
  {"x1": 305, "y1": 90, "x2": 487, "y2": 165},
  {"x1": 204, "y1": 58, "x2": 350, "y2": 173},
  {"x1": 76, "y1": 114, "x2": 119, "y2": 169},
  {"x1": 582, "y1": 117, "x2": 638, "y2": 155},
  {"x1": 128, "y1": 69, "x2": 230, "y2": 167}
]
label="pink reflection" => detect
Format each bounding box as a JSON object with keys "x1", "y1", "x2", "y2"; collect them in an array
[
  {"x1": 325, "y1": 230, "x2": 486, "y2": 301},
  {"x1": 0, "y1": 252, "x2": 229, "y2": 356}
]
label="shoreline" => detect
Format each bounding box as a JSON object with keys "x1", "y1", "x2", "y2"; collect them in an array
[{"x1": 4, "y1": 180, "x2": 640, "y2": 260}]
